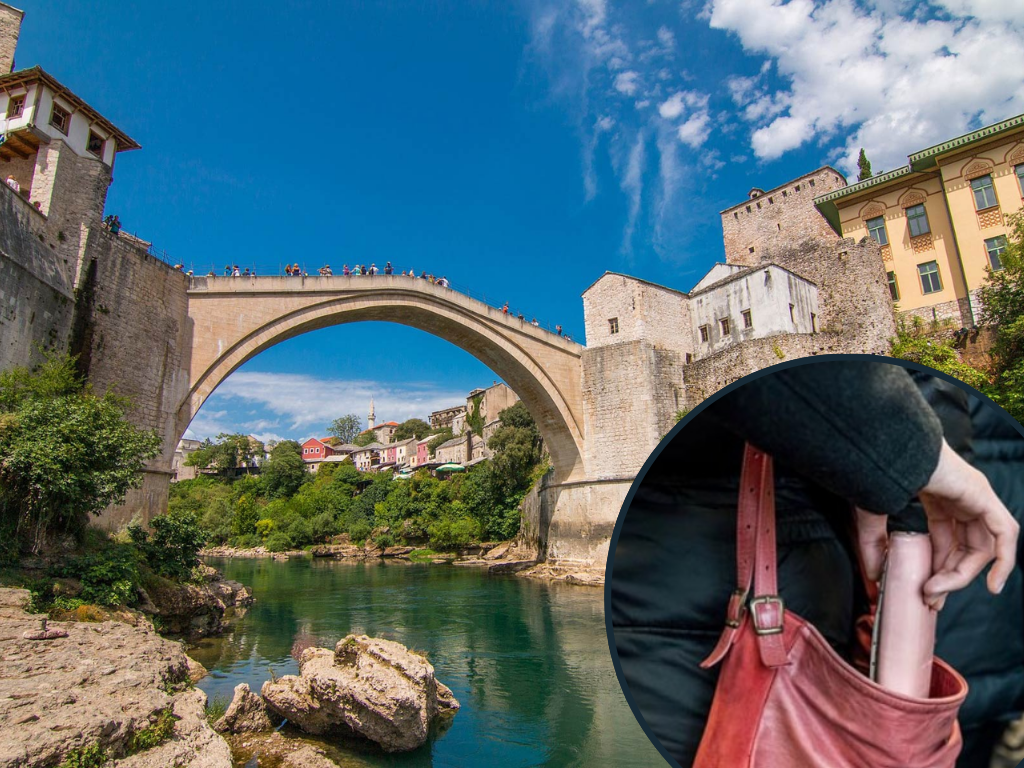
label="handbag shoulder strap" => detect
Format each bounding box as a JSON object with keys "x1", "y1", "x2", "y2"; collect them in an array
[{"x1": 702, "y1": 443, "x2": 790, "y2": 669}]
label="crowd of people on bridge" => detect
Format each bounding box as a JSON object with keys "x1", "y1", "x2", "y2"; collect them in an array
[{"x1": 175, "y1": 258, "x2": 574, "y2": 341}]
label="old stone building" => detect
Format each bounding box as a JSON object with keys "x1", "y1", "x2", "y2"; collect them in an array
[
  {"x1": 580, "y1": 162, "x2": 895, "y2": 417},
  {"x1": 814, "y1": 113, "x2": 1024, "y2": 327}
]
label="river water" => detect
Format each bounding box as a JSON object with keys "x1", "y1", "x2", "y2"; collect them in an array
[{"x1": 192, "y1": 557, "x2": 666, "y2": 768}]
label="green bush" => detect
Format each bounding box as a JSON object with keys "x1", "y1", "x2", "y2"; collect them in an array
[
  {"x1": 427, "y1": 517, "x2": 479, "y2": 550},
  {"x1": 54, "y1": 542, "x2": 140, "y2": 608},
  {"x1": 128, "y1": 508, "x2": 205, "y2": 581},
  {"x1": 231, "y1": 533, "x2": 261, "y2": 549},
  {"x1": 264, "y1": 531, "x2": 294, "y2": 552},
  {"x1": 347, "y1": 520, "x2": 372, "y2": 544}
]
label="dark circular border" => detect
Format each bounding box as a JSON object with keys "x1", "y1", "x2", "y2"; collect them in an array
[{"x1": 602, "y1": 352, "x2": 1024, "y2": 768}]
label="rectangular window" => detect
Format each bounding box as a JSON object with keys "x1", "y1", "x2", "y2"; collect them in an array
[
  {"x1": 608, "y1": 317, "x2": 619, "y2": 335},
  {"x1": 741, "y1": 309, "x2": 752, "y2": 328},
  {"x1": 788, "y1": 303, "x2": 795, "y2": 322},
  {"x1": 905, "y1": 203, "x2": 930, "y2": 237},
  {"x1": 971, "y1": 174, "x2": 998, "y2": 210},
  {"x1": 809, "y1": 179, "x2": 815, "y2": 187},
  {"x1": 699, "y1": 325, "x2": 709, "y2": 343},
  {"x1": 1016, "y1": 164, "x2": 1024, "y2": 197},
  {"x1": 810, "y1": 312, "x2": 816, "y2": 332},
  {"x1": 795, "y1": 184, "x2": 801, "y2": 192},
  {"x1": 685, "y1": 352, "x2": 693, "y2": 364},
  {"x1": 887, "y1": 271, "x2": 899, "y2": 301},
  {"x1": 49, "y1": 103, "x2": 70, "y2": 135},
  {"x1": 866, "y1": 215, "x2": 888, "y2": 246},
  {"x1": 768, "y1": 197, "x2": 774, "y2": 204},
  {"x1": 985, "y1": 235, "x2": 1008, "y2": 271},
  {"x1": 918, "y1": 261, "x2": 942, "y2": 294},
  {"x1": 720, "y1": 317, "x2": 731, "y2": 336},
  {"x1": 6, "y1": 94, "x2": 24, "y2": 119},
  {"x1": 748, "y1": 246, "x2": 755, "y2": 254},
  {"x1": 87, "y1": 130, "x2": 104, "y2": 156}
]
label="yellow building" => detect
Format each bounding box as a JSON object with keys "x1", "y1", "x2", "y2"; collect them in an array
[{"x1": 815, "y1": 113, "x2": 1024, "y2": 326}]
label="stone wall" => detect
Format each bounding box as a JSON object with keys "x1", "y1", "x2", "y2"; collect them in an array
[
  {"x1": 580, "y1": 339, "x2": 684, "y2": 479},
  {"x1": 682, "y1": 332, "x2": 843, "y2": 408},
  {"x1": 517, "y1": 474, "x2": 631, "y2": 569},
  {"x1": 71, "y1": 230, "x2": 192, "y2": 529},
  {"x1": 582, "y1": 272, "x2": 692, "y2": 355},
  {"x1": 0, "y1": 182, "x2": 74, "y2": 371},
  {"x1": 0, "y1": 2, "x2": 21, "y2": 74},
  {"x1": 722, "y1": 167, "x2": 847, "y2": 266},
  {"x1": 764, "y1": 236, "x2": 895, "y2": 354}
]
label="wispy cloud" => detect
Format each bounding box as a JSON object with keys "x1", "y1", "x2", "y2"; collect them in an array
[
  {"x1": 184, "y1": 371, "x2": 470, "y2": 442},
  {"x1": 524, "y1": 0, "x2": 715, "y2": 258}
]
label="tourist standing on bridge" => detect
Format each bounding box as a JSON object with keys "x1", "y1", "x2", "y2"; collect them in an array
[
  {"x1": 502, "y1": 302, "x2": 509, "y2": 316},
  {"x1": 531, "y1": 318, "x2": 539, "y2": 327},
  {"x1": 369, "y1": 263, "x2": 378, "y2": 275},
  {"x1": 343, "y1": 264, "x2": 350, "y2": 276},
  {"x1": 385, "y1": 262, "x2": 393, "y2": 275},
  {"x1": 556, "y1": 324, "x2": 562, "y2": 336},
  {"x1": 232, "y1": 265, "x2": 240, "y2": 277}
]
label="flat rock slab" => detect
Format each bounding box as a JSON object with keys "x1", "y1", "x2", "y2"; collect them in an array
[
  {"x1": 111, "y1": 689, "x2": 232, "y2": 768},
  {"x1": 262, "y1": 634, "x2": 459, "y2": 752},
  {"x1": 0, "y1": 588, "x2": 230, "y2": 768}
]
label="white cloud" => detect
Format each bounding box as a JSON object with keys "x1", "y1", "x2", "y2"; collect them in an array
[
  {"x1": 186, "y1": 372, "x2": 468, "y2": 442},
  {"x1": 657, "y1": 25, "x2": 676, "y2": 49},
  {"x1": 677, "y1": 111, "x2": 712, "y2": 148},
  {"x1": 658, "y1": 91, "x2": 686, "y2": 119},
  {"x1": 708, "y1": 0, "x2": 1024, "y2": 173},
  {"x1": 614, "y1": 70, "x2": 640, "y2": 94}
]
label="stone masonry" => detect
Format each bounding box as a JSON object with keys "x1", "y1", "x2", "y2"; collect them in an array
[
  {"x1": 0, "y1": 3, "x2": 21, "y2": 74},
  {"x1": 70, "y1": 231, "x2": 192, "y2": 529},
  {"x1": 721, "y1": 166, "x2": 848, "y2": 266}
]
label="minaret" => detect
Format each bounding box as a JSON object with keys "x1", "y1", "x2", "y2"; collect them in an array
[{"x1": 368, "y1": 397, "x2": 375, "y2": 430}]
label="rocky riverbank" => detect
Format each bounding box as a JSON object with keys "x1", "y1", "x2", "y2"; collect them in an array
[
  {"x1": 201, "y1": 539, "x2": 604, "y2": 585},
  {"x1": 0, "y1": 587, "x2": 231, "y2": 768}
]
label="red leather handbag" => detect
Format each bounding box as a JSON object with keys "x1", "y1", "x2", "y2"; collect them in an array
[{"x1": 693, "y1": 444, "x2": 968, "y2": 768}]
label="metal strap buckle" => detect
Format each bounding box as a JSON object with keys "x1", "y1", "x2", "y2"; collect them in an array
[
  {"x1": 749, "y1": 595, "x2": 785, "y2": 636},
  {"x1": 725, "y1": 589, "x2": 747, "y2": 628}
]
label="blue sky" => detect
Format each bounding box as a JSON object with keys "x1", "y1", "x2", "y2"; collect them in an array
[{"x1": 16, "y1": 0, "x2": 1024, "y2": 443}]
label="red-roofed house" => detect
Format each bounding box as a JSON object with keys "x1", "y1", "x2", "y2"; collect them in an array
[{"x1": 301, "y1": 437, "x2": 335, "y2": 471}]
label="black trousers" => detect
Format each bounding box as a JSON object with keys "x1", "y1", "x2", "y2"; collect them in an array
[{"x1": 610, "y1": 480, "x2": 856, "y2": 767}]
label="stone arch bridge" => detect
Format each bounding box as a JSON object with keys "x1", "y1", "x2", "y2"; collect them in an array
[{"x1": 182, "y1": 275, "x2": 586, "y2": 483}]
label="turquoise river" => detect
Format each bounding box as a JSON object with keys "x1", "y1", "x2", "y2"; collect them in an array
[{"x1": 191, "y1": 556, "x2": 666, "y2": 768}]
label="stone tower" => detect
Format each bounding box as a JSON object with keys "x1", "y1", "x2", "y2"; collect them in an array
[
  {"x1": 368, "y1": 397, "x2": 375, "y2": 430},
  {"x1": 720, "y1": 166, "x2": 847, "y2": 266}
]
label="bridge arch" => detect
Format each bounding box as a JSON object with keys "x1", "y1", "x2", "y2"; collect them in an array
[{"x1": 179, "y1": 276, "x2": 586, "y2": 482}]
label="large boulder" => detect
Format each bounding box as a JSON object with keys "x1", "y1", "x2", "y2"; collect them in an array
[
  {"x1": 261, "y1": 635, "x2": 459, "y2": 752},
  {"x1": 213, "y1": 683, "x2": 273, "y2": 734}
]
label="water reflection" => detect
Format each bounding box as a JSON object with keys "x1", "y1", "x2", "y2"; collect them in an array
[{"x1": 192, "y1": 558, "x2": 663, "y2": 767}]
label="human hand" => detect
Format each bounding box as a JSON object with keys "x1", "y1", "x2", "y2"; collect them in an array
[{"x1": 856, "y1": 440, "x2": 1019, "y2": 611}]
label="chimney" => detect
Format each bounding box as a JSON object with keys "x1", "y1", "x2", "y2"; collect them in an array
[{"x1": 0, "y1": 3, "x2": 23, "y2": 74}]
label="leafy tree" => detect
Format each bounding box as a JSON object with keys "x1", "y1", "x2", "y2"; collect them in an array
[
  {"x1": 352, "y1": 430, "x2": 376, "y2": 447},
  {"x1": 233, "y1": 494, "x2": 260, "y2": 538},
  {"x1": 857, "y1": 148, "x2": 872, "y2": 181},
  {"x1": 487, "y1": 405, "x2": 541, "y2": 502},
  {"x1": 427, "y1": 427, "x2": 454, "y2": 457},
  {"x1": 328, "y1": 414, "x2": 362, "y2": 444},
  {"x1": 393, "y1": 418, "x2": 432, "y2": 441},
  {"x1": 186, "y1": 433, "x2": 262, "y2": 471},
  {"x1": 979, "y1": 210, "x2": 1024, "y2": 423},
  {"x1": 0, "y1": 353, "x2": 161, "y2": 554},
  {"x1": 262, "y1": 440, "x2": 307, "y2": 498}
]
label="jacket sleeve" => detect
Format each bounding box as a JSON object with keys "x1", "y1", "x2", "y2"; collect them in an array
[{"x1": 706, "y1": 361, "x2": 944, "y2": 516}]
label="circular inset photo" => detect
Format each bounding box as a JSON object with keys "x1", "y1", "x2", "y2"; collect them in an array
[{"x1": 606, "y1": 356, "x2": 1024, "y2": 768}]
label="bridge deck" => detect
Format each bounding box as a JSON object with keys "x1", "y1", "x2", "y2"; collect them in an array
[{"x1": 187, "y1": 274, "x2": 585, "y2": 353}]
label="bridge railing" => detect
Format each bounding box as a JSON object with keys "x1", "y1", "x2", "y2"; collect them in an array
[{"x1": 189, "y1": 272, "x2": 581, "y2": 343}]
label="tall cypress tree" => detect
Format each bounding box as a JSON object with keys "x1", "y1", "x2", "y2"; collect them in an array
[{"x1": 857, "y1": 148, "x2": 873, "y2": 181}]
